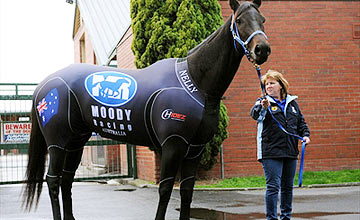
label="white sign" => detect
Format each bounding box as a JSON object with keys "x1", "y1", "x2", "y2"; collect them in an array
[{"x1": 2, "y1": 122, "x2": 32, "y2": 143}]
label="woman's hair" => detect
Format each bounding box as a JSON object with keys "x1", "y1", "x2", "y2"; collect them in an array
[{"x1": 261, "y1": 69, "x2": 289, "y2": 100}]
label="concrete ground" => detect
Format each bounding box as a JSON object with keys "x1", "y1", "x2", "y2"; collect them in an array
[{"x1": 0, "y1": 180, "x2": 359, "y2": 220}]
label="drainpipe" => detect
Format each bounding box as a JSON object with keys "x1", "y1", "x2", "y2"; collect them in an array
[{"x1": 220, "y1": 144, "x2": 224, "y2": 179}]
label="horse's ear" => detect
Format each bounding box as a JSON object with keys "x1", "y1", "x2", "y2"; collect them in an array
[
  {"x1": 253, "y1": 0, "x2": 262, "y2": 8},
  {"x1": 229, "y1": 0, "x2": 240, "y2": 12}
]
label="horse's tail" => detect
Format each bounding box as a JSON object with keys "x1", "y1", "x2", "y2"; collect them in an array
[{"x1": 22, "y1": 107, "x2": 47, "y2": 211}]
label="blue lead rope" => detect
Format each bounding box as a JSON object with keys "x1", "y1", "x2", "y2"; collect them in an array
[
  {"x1": 256, "y1": 66, "x2": 307, "y2": 187},
  {"x1": 298, "y1": 142, "x2": 306, "y2": 187}
]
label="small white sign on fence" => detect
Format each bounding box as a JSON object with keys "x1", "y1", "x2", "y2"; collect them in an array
[{"x1": 2, "y1": 122, "x2": 32, "y2": 143}]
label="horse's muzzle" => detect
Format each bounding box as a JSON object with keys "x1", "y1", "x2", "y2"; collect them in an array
[{"x1": 254, "y1": 41, "x2": 271, "y2": 65}]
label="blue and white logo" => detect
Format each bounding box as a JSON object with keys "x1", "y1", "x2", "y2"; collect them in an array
[{"x1": 85, "y1": 71, "x2": 138, "y2": 107}]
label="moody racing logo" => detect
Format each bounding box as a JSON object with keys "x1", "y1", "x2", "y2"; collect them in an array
[
  {"x1": 161, "y1": 109, "x2": 186, "y2": 122},
  {"x1": 85, "y1": 71, "x2": 137, "y2": 107},
  {"x1": 91, "y1": 105, "x2": 132, "y2": 136}
]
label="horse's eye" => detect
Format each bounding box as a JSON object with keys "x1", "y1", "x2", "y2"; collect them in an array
[{"x1": 236, "y1": 17, "x2": 241, "y2": 23}]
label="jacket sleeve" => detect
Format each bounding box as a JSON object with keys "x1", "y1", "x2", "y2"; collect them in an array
[
  {"x1": 296, "y1": 103, "x2": 310, "y2": 138},
  {"x1": 250, "y1": 97, "x2": 267, "y2": 121}
]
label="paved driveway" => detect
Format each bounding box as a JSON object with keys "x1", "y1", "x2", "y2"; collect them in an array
[{"x1": 0, "y1": 182, "x2": 359, "y2": 220}]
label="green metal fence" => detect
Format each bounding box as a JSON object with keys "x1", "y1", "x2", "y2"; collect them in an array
[{"x1": 0, "y1": 83, "x2": 136, "y2": 184}]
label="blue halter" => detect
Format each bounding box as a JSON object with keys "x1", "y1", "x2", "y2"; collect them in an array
[
  {"x1": 230, "y1": 14, "x2": 268, "y2": 62},
  {"x1": 230, "y1": 14, "x2": 307, "y2": 187}
]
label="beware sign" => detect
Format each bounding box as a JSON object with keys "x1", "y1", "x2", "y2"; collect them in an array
[{"x1": 2, "y1": 122, "x2": 32, "y2": 143}]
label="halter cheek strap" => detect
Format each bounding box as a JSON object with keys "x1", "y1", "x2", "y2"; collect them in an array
[{"x1": 230, "y1": 14, "x2": 268, "y2": 61}]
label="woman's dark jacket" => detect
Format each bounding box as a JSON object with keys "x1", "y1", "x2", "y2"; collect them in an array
[{"x1": 250, "y1": 95, "x2": 310, "y2": 161}]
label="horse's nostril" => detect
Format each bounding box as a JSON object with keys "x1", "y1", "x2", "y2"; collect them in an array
[
  {"x1": 255, "y1": 45, "x2": 261, "y2": 56},
  {"x1": 255, "y1": 44, "x2": 271, "y2": 57},
  {"x1": 267, "y1": 47, "x2": 271, "y2": 56}
]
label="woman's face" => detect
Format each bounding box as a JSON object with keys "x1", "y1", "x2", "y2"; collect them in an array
[{"x1": 265, "y1": 78, "x2": 282, "y2": 99}]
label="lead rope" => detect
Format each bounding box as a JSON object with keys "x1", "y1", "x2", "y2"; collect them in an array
[
  {"x1": 254, "y1": 63, "x2": 307, "y2": 187},
  {"x1": 231, "y1": 13, "x2": 307, "y2": 186}
]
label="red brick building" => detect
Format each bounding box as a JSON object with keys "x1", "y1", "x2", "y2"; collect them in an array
[{"x1": 73, "y1": 0, "x2": 360, "y2": 182}]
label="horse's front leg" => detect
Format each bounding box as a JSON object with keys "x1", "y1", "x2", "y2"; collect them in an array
[
  {"x1": 61, "y1": 149, "x2": 83, "y2": 220},
  {"x1": 179, "y1": 146, "x2": 204, "y2": 220},
  {"x1": 155, "y1": 137, "x2": 188, "y2": 220}
]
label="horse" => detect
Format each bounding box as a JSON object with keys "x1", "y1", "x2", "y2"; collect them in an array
[{"x1": 23, "y1": 0, "x2": 270, "y2": 219}]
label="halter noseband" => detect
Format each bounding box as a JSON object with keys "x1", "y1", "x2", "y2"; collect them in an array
[{"x1": 230, "y1": 14, "x2": 268, "y2": 62}]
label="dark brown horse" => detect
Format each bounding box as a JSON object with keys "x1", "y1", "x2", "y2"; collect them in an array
[{"x1": 23, "y1": 0, "x2": 270, "y2": 219}]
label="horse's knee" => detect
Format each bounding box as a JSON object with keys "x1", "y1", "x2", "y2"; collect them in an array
[
  {"x1": 180, "y1": 187, "x2": 193, "y2": 203},
  {"x1": 155, "y1": 177, "x2": 175, "y2": 220},
  {"x1": 158, "y1": 177, "x2": 175, "y2": 201},
  {"x1": 180, "y1": 177, "x2": 195, "y2": 204},
  {"x1": 179, "y1": 178, "x2": 195, "y2": 220},
  {"x1": 179, "y1": 177, "x2": 196, "y2": 220}
]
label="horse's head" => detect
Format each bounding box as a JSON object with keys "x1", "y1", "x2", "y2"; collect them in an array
[{"x1": 230, "y1": 0, "x2": 271, "y2": 65}]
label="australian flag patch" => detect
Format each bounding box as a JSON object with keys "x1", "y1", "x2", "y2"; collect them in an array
[{"x1": 37, "y1": 88, "x2": 59, "y2": 127}]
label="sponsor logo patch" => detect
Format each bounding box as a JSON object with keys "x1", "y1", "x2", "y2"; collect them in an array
[
  {"x1": 85, "y1": 71, "x2": 137, "y2": 107},
  {"x1": 161, "y1": 109, "x2": 186, "y2": 122}
]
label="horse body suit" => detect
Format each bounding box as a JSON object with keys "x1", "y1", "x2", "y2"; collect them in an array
[
  {"x1": 24, "y1": 1, "x2": 271, "y2": 219},
  {"x1": 34, "y1": 58, "x2": 205, "y2": 151}
]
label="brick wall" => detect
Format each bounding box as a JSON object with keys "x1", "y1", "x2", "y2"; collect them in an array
[
  {"x1": 136, "y1": 147, "x2": 161, "y2": 182},
  {"x1": 210, "y1": 0, "x2": 360, "y2": 178},
  {"x1": 117, "y1": 27, "x2": 136, "y2": 69},
  {"x1": 120, "y1": 144, "x2": 129, "y2": 175}
]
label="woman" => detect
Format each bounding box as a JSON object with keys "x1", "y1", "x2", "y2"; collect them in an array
[{"x1": 250, "y1": 70, "x2": 310, "y2": 220}]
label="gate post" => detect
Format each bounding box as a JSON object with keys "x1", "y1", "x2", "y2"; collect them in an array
[{"x1": 126, "y1": 144, "x2": 137, "y2": 178}]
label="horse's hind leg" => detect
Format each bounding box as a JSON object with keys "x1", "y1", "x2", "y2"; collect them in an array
[
  {"x1": 155, "y1": 137, "x2": 188, "y2": 220},
  {"x1": 46, "y1": 145, "x2": 66, "y2": 220},
  {"x1": 61, "y1": 148, "x2": 83, "y2": 220}
]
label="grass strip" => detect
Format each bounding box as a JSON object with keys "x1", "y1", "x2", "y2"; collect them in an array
[{"x1": 195, "y1": 169, "x2": 360, "y2": 188}]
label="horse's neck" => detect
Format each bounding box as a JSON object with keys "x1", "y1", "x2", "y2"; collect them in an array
[{"x1": 187, "y1": 18, "x2": 244, "y2": 102}]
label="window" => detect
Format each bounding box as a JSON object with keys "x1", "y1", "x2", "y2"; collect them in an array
[{"x1": 80, "y1": 34, "x2": 86, "y2": 63}]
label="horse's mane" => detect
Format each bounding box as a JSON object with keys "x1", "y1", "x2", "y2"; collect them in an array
[
  {"x1": 187, "y1": 28, "x2": 220, "y2": 56},
  {"x1": 187, "y1": 2, "x2": 260, "y2": 57}
]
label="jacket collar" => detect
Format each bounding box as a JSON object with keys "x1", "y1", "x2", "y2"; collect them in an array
[
  {"x1": 266, "y1": 95, "x2": 298, "y2": 116},
  {"x1": 266, "y1": 94, "x2": 297, "y2": 103}
]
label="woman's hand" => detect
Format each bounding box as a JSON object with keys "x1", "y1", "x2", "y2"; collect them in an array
[
  {"x1": 261, "y1": 98, "x2": 270, "y2": 109},
  {"x1": 303, "y1": 136, "x2": 310, "y2": 144}
]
